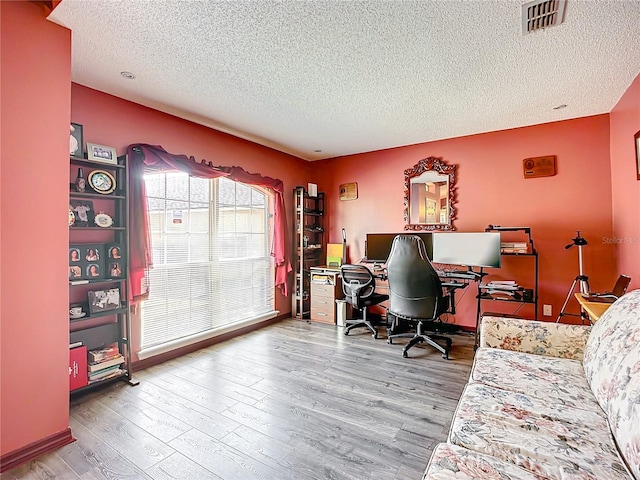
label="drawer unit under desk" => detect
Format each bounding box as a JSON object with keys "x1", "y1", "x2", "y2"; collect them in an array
[{"x1": 310, "y1": 273, "x2": 342, "y2": 324}]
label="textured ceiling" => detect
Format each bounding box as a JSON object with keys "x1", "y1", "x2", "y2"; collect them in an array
[{"x1": 49, "y1": 0, "x2": 640, "y2": 161}]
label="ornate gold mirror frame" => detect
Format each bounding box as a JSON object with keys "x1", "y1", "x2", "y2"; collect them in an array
[{"x1": 404, "y1": 156, "x2": 457, "y2": 231}]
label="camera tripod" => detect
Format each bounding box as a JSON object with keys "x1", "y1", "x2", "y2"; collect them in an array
[{"x1": 556, "y1": 231, "x2": 590, "y2": 323}]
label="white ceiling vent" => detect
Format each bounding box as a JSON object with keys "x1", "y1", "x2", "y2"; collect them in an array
[{"x1": 522, "y1": 0, "x2": 566, "y2": 34}]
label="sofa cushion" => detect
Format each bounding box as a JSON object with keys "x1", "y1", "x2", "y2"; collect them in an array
[
  {"x1": 470, "y1": 347, "x2": 601, "y2": 413},
  {"x1": 608, "y1": 354, "x2": 640, "y2": 480},
  {"x1": 480, "y1": 316, "x2": 591, "y2": 360},
  {"x1": 583, "y1": 289, "x2": 640, "y2": 416},
  {"x1": 423, "y1": 443, "x2": 549, "y2": 480},
  {"x1": 448, "y1": 382, "x2": 630, "y2": 480}
]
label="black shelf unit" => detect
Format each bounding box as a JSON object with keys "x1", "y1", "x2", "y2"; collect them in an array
[
  {"x1": 475, "y1": 226, "x2": 539, "y2": 346},
  {"x1": 69, "y1": 154, "x2": 137, "y2": 393},
  {"x1": 292, "y1": 186, "x2": 325, "y2": 319}
]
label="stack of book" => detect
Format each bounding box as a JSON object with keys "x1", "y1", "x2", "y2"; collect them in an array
[
  {"x1": 88, "y1": 343, "x2": 124, "y2": 384},
  {"x1": 481, "y1": 280, "x2": 521, "y2": 298},
  {"x1": 501, "y1": 242, "x2": 528, "y2": 254}
]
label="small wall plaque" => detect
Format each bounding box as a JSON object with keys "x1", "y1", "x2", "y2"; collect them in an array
[
  {"x1": 523, "y1": 155, "x2": 556, "y2": 178},
  {"x1": 339, "y1": 182, "x2": 358, "y2": 201}
]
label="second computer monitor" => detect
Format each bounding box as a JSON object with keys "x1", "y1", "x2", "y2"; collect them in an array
[{"x1": 431, "y1": 232, "x2": 501, "y2": 268}]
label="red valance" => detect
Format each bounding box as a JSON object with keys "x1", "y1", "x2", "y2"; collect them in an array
[{"x1": 126, "y1": 144, "x2": 291, "y2": 302}]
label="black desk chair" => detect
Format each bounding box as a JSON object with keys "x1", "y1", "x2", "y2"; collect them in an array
[
  {"x1": 386, "y1": 235, "x2": 453, "y2": 359},
  {"x1": 340, "y1": 264, "x2": 389, "y2": 339}
]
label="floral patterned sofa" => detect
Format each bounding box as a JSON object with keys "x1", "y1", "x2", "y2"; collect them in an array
[{"x1": 423, "y1": 288, "x2": 640, "y2": 480}]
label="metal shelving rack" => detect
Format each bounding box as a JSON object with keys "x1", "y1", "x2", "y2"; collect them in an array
[
  {"x1": 476, "y1": 226, "x2": 539, "y2": 327},
  {"x1": 291, "y1": 186, "x2": 325, "y2": 319},
  {"x1": 69, "y1": 154, "x2": 138, "y2": 393}
]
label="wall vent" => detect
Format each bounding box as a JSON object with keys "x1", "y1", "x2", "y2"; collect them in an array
[{"x1": 522, "y1": 0, "x2": 566, "y2": 34}]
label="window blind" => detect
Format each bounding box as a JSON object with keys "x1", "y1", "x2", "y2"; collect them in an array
[{"x1": 140, "y1": 173, "x2": 274, "y2": 352}]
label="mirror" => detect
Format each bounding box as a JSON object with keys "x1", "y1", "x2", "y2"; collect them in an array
[{"x1": 404, "y1": 156, "x2": 457, "y2": 231}]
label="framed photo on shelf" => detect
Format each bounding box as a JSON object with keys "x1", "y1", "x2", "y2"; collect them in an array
[
  {"x1": 69, "y1": 247, "x2": 81, "y2": 263},
  {"x1": 87, "y1": 143, "x2": 118, "y2": 165},
  {"x1": 86, "y1": 263, "x2": 102, "y2": 279},
  {"x1": 70, "y1": 123, "x2": 83, "y2": 158},
  {"x1": 107, "y1": 243, "x2": 125, "y2": 278},
  {"x1": 69, "y1": 200, "x2": 94, "y2": 227},
  {"x1": 84, "y1": 244, "x2": 104, "y2": 279},
  {"x1": 69, "y1": 265, "x2": 82, "y2": 280},
  {"x1": 83, "y1": 244, "x2": 102, "y2": 261},
  {"x1": 107, "y1": 244, "x2": 123, "y2": 261},
  {"x1": 88, "y1": 288, "x2": 121, "y2": 314},
  {"x1": 109, "y1": 262, "x2": 124, "y2": 278}
]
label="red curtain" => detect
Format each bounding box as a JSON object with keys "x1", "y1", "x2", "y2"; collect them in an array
[{"x1": 127, "y1": 144, "x2": 292, "y2": 303}]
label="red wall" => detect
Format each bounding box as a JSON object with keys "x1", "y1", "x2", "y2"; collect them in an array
[
  {"x1": 610, "y1": 73, "x2": 640, "y2": 290},
  {"x1": 1, "y1": 1, "x2": 72, "y2": 456},
  {"x1": 314, "y1": 116, "x2": 617, "y2": 328},
  {"x1": 71, "y1": 85, "x2": 312, "y2": 359},
  {"x1": 1, "y1": 1, "x2": 637, "y2": 468}
]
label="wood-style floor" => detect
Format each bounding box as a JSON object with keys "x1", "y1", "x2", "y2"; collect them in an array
[{"x1": 4, "y1": 319, "x2": 476, "y2": 480}]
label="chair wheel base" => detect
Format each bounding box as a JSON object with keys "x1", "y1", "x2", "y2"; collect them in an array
[{"x1": 387, "y1": 338, "x2": 393, "y2": 344}]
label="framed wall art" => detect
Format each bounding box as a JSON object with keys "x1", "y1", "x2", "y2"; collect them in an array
[
  {"x1": 87, "y1": 143, "x2": 118, "y2": 165},
  {"x1": 339, "y1": 182, "x2": 358, "y2": 201}
]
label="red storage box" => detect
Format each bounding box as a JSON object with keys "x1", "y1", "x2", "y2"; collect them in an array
[{"x1": 69, "y1": 346, "x2": 88, "y2": 391}]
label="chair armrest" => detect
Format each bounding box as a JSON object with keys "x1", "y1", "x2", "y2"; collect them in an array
[{"x1": 479, "y1": 316, "x2": 591, "y2": 360}]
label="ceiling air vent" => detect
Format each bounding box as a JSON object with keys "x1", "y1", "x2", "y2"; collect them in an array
[{"x1": 522, "y1": 0, "x2": 566, "y2": 34}]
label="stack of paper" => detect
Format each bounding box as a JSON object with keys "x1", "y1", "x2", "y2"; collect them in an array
[{"x1": 481, "y1": 280, "x2": 520, "y2": 296}]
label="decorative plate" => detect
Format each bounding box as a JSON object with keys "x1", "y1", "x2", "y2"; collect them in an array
[
  {"x1": 88, "y1": 170, "x2": 116, "y2": 194},
  {"x1": 94, "y1": 213, "x2": 114, "y2": 228},
  {"x1": 69, "y1": 206, "x2": 76, "y2": 226}
]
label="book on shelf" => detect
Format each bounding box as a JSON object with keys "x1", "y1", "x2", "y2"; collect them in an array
[
  {"x1": 501, "y1": 247, "x2": 529, "y2": 254},
  {"x1": 89, "y1": 364, "x2": 121, "y2": 379},
  {"x1": 89, "y1": 367, "x2": 124, "y2": 383},
  {"x1": 69, "y1": 341, "x2": 83, "y2": 349},
  {"x1": 500, "y1": 242, "x2": 528, "y2": 248},
  {"x1": 88, "y1": 354, "x2": 124, "y2": 373},
  {"x1": 88, "y1": 343, "x2": 120, "y2": 363}
]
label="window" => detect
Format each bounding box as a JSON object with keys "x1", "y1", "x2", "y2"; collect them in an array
[{"x1": 140, "y1": 173, "x2": 274, "y2": 353}]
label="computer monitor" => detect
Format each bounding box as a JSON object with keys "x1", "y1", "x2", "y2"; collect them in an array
[
  {"x1": 365, "y1": 233, "x2": 396, "y2": 263},
  {"x1": 432, "y1": 232, "x2": 501, "y2": 269},
  {"x1": 365, "y1": 233, "x2": 433, "y2": 263}
]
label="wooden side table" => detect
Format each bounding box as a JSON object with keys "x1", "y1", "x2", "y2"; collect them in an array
[{"x1": 574, "y1": 293, "x2": 611, "y2": 323}]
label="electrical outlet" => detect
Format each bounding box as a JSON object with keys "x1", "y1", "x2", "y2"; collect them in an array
[{"x1": 543, "y1": 304, "x2": 552, "y2": 316}]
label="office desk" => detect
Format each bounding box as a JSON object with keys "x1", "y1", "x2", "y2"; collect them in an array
[{"x1": 574, "y1": 293, "x2": 611, "y2": 323}]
